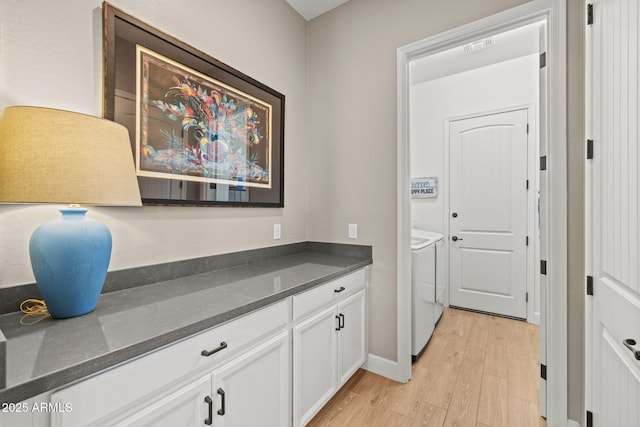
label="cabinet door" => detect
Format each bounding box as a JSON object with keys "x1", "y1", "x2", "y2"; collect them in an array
[
  {"x1": 211, "y1": 330, "x2": 290, "y2": 427},
  {"x1": 337, "y1": 289, "x2": 367, "y2": 385},
  {"x1": 0, "y1": 395, "x2": 49, "y2": 427},
  {"x1": 293, "y1": 305, "x2": 338, "y2": 427},
  {"x1": 116, "y1": 375, "x2": 211, "y2": 427}
]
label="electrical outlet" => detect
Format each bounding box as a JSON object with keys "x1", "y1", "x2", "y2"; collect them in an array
[
  {"x1": 348, "y1": 223, "x2": 358, "y2": 239},
  {"x1": 274, "y1": 224, "x2": 281, "y2": 240}
]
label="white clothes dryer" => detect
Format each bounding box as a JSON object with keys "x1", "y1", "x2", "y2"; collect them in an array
[{"x1": 411, "y1": 229, "x2": 444, "y2": 362}]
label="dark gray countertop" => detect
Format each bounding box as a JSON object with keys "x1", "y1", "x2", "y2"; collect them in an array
[{"x1": 0, "y1": 248, "x2": 372, "y2": 404}]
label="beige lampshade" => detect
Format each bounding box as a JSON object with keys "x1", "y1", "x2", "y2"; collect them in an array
[{"x1": 0, "y1": 106, "x2": 141, "y2": 206}]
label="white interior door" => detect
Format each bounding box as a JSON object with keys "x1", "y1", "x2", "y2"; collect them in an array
[
  {"x1": 449, "y1": 109, "x2": 529, "y2": 319},
  {"x1": 588, "y1": 0, "x2": 640, "y2": 425}
]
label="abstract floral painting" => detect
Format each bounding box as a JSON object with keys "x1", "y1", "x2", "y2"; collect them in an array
[{"x1": 136, "y1": 45, "x2": 272, "y2": 188}]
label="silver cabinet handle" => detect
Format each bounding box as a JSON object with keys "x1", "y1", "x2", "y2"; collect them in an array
[
  {"x1": 201, "y1": 341, "x2": 228, "y2": 357},
  {"x1": 204, "y1": 396, "x2": 213, "y2": 425},
  {"x1": 217, "y1": 388, "x2": 226, "y2": 416}
]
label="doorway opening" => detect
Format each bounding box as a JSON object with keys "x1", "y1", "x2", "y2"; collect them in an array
[
  {"x1": 396, "y1": 1, "x2": 567, "y2": 425},
  {"x1": 408, "y1": 18, "x2": 544, "y2": 410}
]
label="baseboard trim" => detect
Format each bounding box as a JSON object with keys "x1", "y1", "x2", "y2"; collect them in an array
[
  {"x1": 567, "y1": 419, "x2": 580, "y2": 427},
  {"x1": 363, "y1": 353, "x2": 406, "y2": 383},
  {"x1": 528, "y1": 312, "x2": 541, "y2": 326}
]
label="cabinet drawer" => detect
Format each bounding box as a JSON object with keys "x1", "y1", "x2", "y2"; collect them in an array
[
  {"x1": 293, "y1": 269, "x2": 366, "y2": 321},
  {"x1": 50, "y1": 299, "x2": 289, "y2": 427}
]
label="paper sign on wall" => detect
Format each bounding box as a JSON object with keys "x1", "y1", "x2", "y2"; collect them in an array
[{"x1": 411, "y1": 177, "x2": 438, "y2": 198}]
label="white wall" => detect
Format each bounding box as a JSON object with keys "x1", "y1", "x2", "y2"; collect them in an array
[
  {"x1": 410, "y1": 54, "x2": 539, "y2": 233},
  {"x1": 306, "y1": 0, "x2": 530, "y2": 362},
  {"x1": 0, "y1": 0, "x2": 308, "y2": 287}
]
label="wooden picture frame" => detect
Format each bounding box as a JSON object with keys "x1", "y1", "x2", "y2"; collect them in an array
[{"x1": 103, "y1": 2, "x2": 285, "y2": 207}]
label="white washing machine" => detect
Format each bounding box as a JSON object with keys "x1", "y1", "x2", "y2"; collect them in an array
[
  {"x1": 434, "y1": 236, "x2": 446, "y2": 325},
  {"x1": 411, "y1": 229, "x2": 444, "y2": 361}
]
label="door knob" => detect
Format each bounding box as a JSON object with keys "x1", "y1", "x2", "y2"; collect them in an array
[
  {"x1": 452, "y1": 212, "x2": 458, "y2": 218},
  {"x1": 451, "y1": 236, "x2": 463, "y2": 242},
  {"x1": 623, "y1": 338, "x2": 640, "y2": 360}
]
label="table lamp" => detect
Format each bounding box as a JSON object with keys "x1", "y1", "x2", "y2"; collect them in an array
[{"x1": 0, "y1": 106, "x2": 142, "y2": 318}]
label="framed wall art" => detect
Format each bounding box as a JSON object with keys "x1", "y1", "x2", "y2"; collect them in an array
[{"x1": 103, "y1": 2, "x2": 285, "y2": 207}]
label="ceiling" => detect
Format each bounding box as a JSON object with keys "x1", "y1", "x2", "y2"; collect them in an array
[
  {"x1": 286, "y1": 0, "x2": 350, "y2": 20},
  {"x1": 410, "y1": 21, "x2": 543, "y2": 85}
]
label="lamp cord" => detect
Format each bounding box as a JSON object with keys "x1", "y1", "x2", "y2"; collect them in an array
[{"x1": 20, "y1": 299, "x2": 50, "y2": 325}]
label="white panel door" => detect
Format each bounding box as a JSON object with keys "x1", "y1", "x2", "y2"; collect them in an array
[
  {"x1": 588, "y1": 0, "x2": 640, "y2": 425},
  {"x1": 449, "y1": 109, "x2": 529, "y2": 318}
]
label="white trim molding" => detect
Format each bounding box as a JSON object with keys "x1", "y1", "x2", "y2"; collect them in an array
[{"x1": 363, "y1": 353, "x2": 399, "y2": 381}]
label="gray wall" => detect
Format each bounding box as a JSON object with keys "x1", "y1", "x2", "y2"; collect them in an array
[
  {"x1": 0, "y1": 0, "x2": 308, "y2": 287},
  {"x1": 306, "y1": 0, "x2": 531, "y2": 362}
]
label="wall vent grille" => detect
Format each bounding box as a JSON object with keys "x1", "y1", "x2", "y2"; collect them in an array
[{"x1": 463, "y1": 38, "x2": 494, "y2": 54}]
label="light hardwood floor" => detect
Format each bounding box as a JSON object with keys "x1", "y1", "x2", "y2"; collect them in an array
[{"x1": 308, "y1": 307, "x2": 546, "y2": 427}]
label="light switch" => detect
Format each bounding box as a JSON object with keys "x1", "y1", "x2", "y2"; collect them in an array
[
  {"x1": 348, "y1": 223, "x2": 358, "y2": 239},
  {"x1": 274, "y1": 224, "x2": 281, "y2": 240}
]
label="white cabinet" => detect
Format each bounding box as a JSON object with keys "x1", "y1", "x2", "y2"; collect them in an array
[
  {"x1": 116, "y1": 375, "x2": 211, "y2": 427},
  {"x1": 49, "y1": 300, "x2": 290, "y2": 427},
  {"x1": 292, "y1": 306, "x2": 339, "y2": 426},
  {"x1": 118, "y1": 330, "x2": 289, "y2": 427},
  {"x1": 337, "y1": 290, "x2": 367, "y2": 385},
  {"x1": 4, "y1": 267, "x2": 369, "y2": 427},
  {"x1": 210, "y1": 331, "x2": 290, "y2": 427},
  {"x1": 292, "y1": 271, "x2": 368, "y2": 427}
]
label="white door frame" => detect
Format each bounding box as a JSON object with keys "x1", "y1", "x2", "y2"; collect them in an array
[{"x1": 396, "y1": 0, "x2": 567, "y2": 425}]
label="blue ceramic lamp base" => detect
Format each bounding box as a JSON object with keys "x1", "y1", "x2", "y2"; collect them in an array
[{"x1": 29, "y1": 207, "x2": 112, "y2": 319}]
